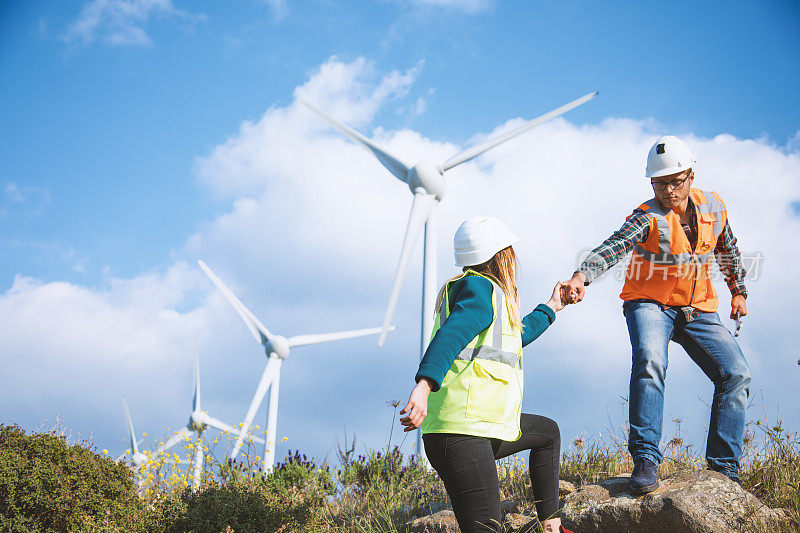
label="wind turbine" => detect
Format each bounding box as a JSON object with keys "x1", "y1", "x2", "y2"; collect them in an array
[
  {"x1": 198, "y1": 259, "x2": 394, "y2": 472},
  {"x1": 302, "y1": 91, "x2": 598, "y2": 457},
  {"x1": 156, "y1": 348, "x2": 263, "y2": 490},
  {"x1": 115, "y1": 398, "x2": 148, "y2": 469}
]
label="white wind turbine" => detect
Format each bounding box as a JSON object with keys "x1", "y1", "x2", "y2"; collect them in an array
[
  {"x1": 156, "y1": 348, "x2": 264, "y2": 490},
  {"x1": 302, "y1": 91, "x2": 598, "y2": 456},
  {"x1": 198, "y1": 259, "x2": 395, "y2": 472},
  {"x1": 115, "y1": 398, "x2": 148, "y2": 469}
]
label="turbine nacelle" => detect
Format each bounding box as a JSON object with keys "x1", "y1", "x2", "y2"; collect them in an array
[
  {"x1": 265, "y1": 335, "x2": 290, "y2": 359},
  {"x1": 190, "y1": 411, "x2": 208, "y2": 432},
  {"x1": 131, "y1": 451, "x2": 148, "y2": 467},
  {"x1": 407, "y1": 162, "x2": 446, "y2": 200}
]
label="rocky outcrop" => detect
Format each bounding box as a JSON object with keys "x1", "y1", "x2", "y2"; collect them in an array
[
  {"x1": 404, "y1": 470, "x2": 791, "y2": 532},
  {"x1": 561, "y1": 469, "x2": 790, "y2": 533},
  {"x1": 403, "y1": 470, "x2": 788, "y2": 533}
]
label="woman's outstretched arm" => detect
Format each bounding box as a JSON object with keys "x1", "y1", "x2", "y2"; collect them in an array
[{"x1": 521, "y1": 282, "x2": 566, "y2": 347}]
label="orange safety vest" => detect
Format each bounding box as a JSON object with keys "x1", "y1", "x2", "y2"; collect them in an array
[{"x1": 620, "y1": 188, "x2": 727, "y2": 312}]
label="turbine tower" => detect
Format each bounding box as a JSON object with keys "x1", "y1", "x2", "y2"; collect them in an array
[
  {"x1": 198, "y1": 259, "x2": 395, "y2": 472},
  {"x1": 156, "y1": 348, "x2": 263, "y2": 490},
  {"x1": 302, "y1": 91, "x2": 598, "y2": 457},
  {"x1": 116, "y1": 397, "x2": 148, "y2": 468}
]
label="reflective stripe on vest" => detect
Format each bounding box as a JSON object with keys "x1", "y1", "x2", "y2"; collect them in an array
[
  {"x1": 437, "y1": 281, "x2": 520, "y2": 368},
  {"x1": 421, "y1": 271, "x2": 524, "y2": 442},
  {"x1": 620, "y1": 189, "x2": 727, "y2": 312}
]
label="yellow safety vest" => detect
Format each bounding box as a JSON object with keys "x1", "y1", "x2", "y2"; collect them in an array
[{"x1": 421, "y1": 271, "x2": 524, "y2": 441}]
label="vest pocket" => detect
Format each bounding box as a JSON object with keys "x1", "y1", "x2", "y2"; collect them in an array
[
  {"x1": 465, "y1": 360, "x2": 512, "y2": 422},
  {"x1": 696, "y1": 213, "x2": 716, "y2": 253}
]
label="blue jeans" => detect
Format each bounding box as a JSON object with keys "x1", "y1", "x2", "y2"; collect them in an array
[{"x1": 623, "y1": 300, "x2": 751, "y2": 479}]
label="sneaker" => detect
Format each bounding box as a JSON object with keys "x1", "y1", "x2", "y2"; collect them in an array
[{"x1": 630, "y1": 457, "x2": 659, "y2": 494}]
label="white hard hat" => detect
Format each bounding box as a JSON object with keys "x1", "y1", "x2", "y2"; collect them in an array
[
  {"x1": 645, "y1": 135, "x2": 696, "y2": 178},
  {"x1": 454, "y1": 216, "x2": 520, "y2": 267}
]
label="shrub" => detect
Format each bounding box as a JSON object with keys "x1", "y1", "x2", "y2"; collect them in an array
[
  {"x1": 169, "y1": 483, "x2": 306, "y2": 533},
  {"x1": 0, "y1": 424, "x2": 144, "y2": 532},
  {"x1": 741, "y1": 420, "x2": 800, "y2": 532},
  {"x1": 264, "y1": 450, "x2": 335, "y2": 506},
  {"x1": 328, "y1": 441, "x2": 447, "y2": 531}
]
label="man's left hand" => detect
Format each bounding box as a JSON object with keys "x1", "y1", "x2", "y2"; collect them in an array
[{"x1": 731, "y1": 295, "x2": 747, "y2": 319}]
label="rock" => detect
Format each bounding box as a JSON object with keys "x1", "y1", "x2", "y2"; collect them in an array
[
  {"x1": 561, "y1": 469, "x2": 789, "y2": 532},
  {"x1": 402, "y1": 509, "x2": 459, "y2": 533},
  {"x1": 559, "y1": 479, "x2": 576, "y2": 496}
]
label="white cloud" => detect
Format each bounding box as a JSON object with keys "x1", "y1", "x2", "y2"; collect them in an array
[
  {"x1": 406, "y1": 0, "x2": 493, "y2": 14},
  {"x1": 3, "y1": 56, "x2": 799, "y2": 463},
  {"x1": 292, "y1": 57, "x2": 423, "y2": 129},
  {"x1": 63, "y1": 0, "x2": 204, "y2": 47},
  {"x1": 1, "y1": 183, "x2": 50, "y2": 218},
  {"x1": 260, "y1": 0, "x2": 288, "y2": 21}
]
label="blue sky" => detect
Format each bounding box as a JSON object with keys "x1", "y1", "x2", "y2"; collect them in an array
[{"x1": 1, "y1": 1, "x2": 799, "y2": 468}]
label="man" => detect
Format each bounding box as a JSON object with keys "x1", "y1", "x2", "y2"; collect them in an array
[{"x1": 563, "y1": 135, "x2": 750, "y2": 493}]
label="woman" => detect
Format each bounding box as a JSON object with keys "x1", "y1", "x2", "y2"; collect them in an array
[{"x1": 400, "y1": 216, "x2": 573, "y2": 533}]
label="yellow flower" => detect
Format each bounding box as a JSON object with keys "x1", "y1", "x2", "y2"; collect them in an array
[
  {"x1": 102, "y1": 449, "x2": 108, "y2": 455},
  {"x1": 142, "y1": 432, "x2": 147, "y2": 438},
  {"x1": 282, "y1": 437, "x2": 288, "y2": 442}
]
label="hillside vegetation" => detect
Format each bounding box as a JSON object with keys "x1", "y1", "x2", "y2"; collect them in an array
[{"x1": 0, "y1": 418, "x2": 797, "y2": 532}]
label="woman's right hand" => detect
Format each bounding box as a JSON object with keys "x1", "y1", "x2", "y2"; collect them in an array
[
  {"x1": 400, "y1": 378, "x2": 433, "y2": 432},
  {"x1": 546, "y1": 281, "x2": 568, "y2": 312}
]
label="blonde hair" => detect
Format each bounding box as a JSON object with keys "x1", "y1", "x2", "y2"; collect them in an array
[{"x1": 435, "y1": 246, "x2": 522, "y2": 330}]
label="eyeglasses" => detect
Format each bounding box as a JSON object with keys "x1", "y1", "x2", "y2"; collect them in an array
[{"x1": 650, "y1": 174, "x2": 690, "y2": 191}]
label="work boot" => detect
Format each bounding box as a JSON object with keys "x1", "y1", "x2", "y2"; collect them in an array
[{"x1": 630, "y1": 457, "x2": 659, "y2": 494}]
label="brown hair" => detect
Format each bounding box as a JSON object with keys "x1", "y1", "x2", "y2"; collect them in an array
[{"x1": 435, "y1": 246, "x2": 522, "y2": 330}]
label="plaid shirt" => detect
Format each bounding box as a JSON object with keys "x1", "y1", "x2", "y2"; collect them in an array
[{"x1": 577, "y1": 197, "x2": 748, "y2": 307}]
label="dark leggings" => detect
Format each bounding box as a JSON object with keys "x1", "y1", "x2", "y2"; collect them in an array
[{"x1": 422, "y1": 414, "x2": 561, "y2": 533}]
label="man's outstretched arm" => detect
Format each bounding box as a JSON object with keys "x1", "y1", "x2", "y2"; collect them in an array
[{"x1": 564, "y1": 210, "x2": 651, "y2": 302}]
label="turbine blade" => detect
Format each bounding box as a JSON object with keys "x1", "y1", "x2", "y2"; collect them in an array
[
  {"x1": 440, "y1": 91, "x2": 599, "y2": 171},
  {"x1": 198, "y1": 259, "x2": 274, "y2": 346},
  {"x1": 122, "y1": 398, "x2": 138, "y2": 453},
  {"x1": 193, "y1": 348, "x2": 201, "y2": 413},
  {"x1": 158, "y1": 427, "x2": 192, "y2": 453},
  {"x1": 300, "y1": 99, "x2": 411, "y2": 183},
  {"x1": 204, "y1": 415, "x2": 266, "y2": 444},
  {"x1": 287, "y1": 325, "x2": 396, "y2": 348},
  {"x1": 231, "y1": 357, "x2": 282, "y2": 458},
  {"x1": 379, "y1": 192, "x2": 437, "y2": 346}
]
